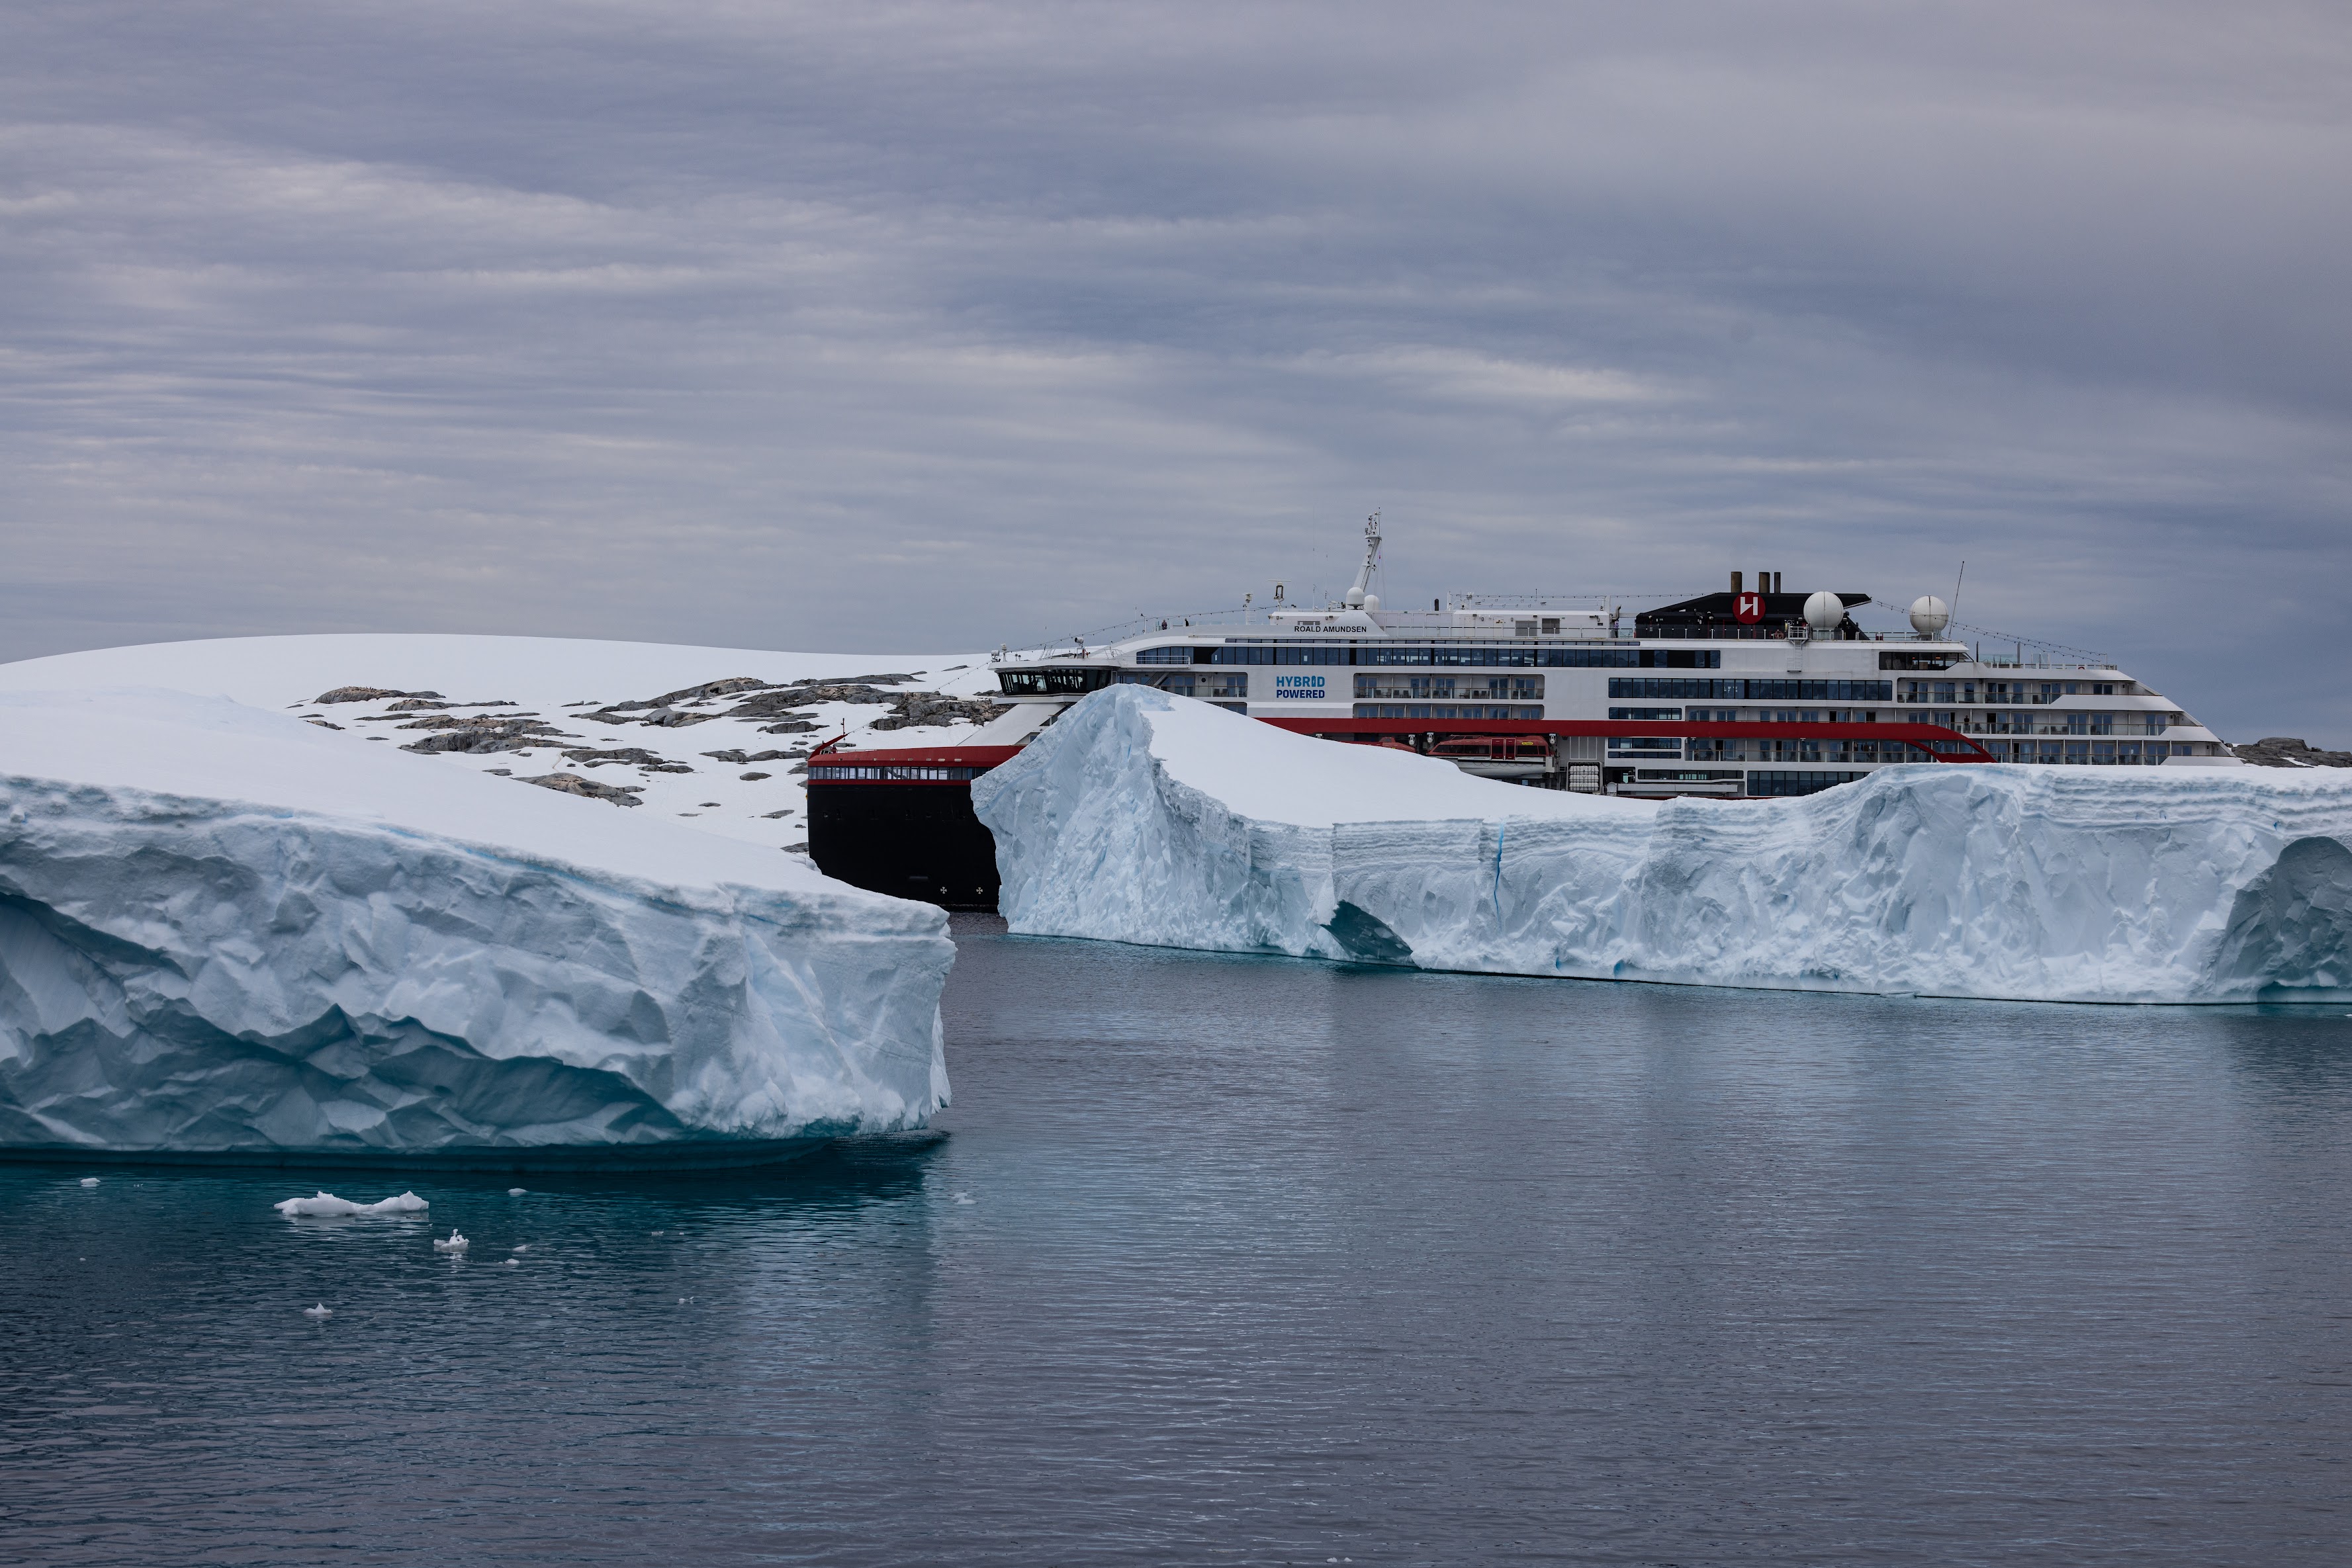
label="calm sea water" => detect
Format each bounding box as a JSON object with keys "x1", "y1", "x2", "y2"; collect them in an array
[{"x1": 5, "y1": 918, "x2": 2352, "y2": 1565}]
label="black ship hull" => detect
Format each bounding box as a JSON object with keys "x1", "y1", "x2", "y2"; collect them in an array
[{"x1": 807, "y1": 781, "x2": 1001, "y2": 911}]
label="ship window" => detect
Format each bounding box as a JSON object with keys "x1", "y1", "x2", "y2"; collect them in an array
[
  {"x1": 997, "y1": 666, "x2": 1117, "y2": 696},
  {"x1": 1609, "y1": 708, "x2": 1682, "y2": 720},
  {"x1": 1542, "y1": 618, "x2": 1560, "y2": 634},
  {"x1": 1746, "y1": 771, "x2": 1870, "y2": 797},
  {"x1": 1207, "y1": 674, "x2": 1248, "y2": 699},
  {"x1": 1535, "y1": 648, "x2": 1642, "y2": 668},
  {"x1": 1134, "y1": 645, "x2": 1191, "y2": 665},
  {"x1": 1351, "y1": 704, "x2": 1543, "y2": 720}
]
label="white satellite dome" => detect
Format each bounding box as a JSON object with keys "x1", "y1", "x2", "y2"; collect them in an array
[
  {"x1": 1802, "y1": 590, "x2": 1845, "y2": 632},
  {"x1": 1908, "y1": 594, "x2": 1952, "y2": 636}
]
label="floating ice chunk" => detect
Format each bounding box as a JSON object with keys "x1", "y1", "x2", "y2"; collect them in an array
[
  {"x1": 433, "y1": 1229, "x2": 468, "y2": 1252},
  {"x1": 508, "y1": 1188, "x2": 527, "y2": 1196},
  {"x1": 0, "y1": 687, "x2": 952, "y2": 1162},
  {"x1": 79, "y1": 1176, "x2": 99, "y2": 1187},
  {"x1": 273, "y1": 1190, "x2": 428, "y2": 1218},
  {"x1": 512, "y1": 1244, "x2": 529, "y2": 1252},
  {"x1": 975, "y1": 685, "x2": 2352, "y2": 1004},
  {"x1": 501, "y1": 1258, "x2": 518, "y2": 1266},
  {"x1": 303, "y1": 1303, "x2": 333, "y2": 1319}
]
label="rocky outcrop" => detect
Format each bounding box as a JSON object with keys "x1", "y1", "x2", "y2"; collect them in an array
[
  {"x1": 2234, "y1": 738, "x2": 2352, "y2": 769},
  {"x1": 871, "y1": 691, "x2": 1010, "y2": 730},
  {"x1": 398, "y1": 715, "x2": 571, "y2": 755},
  {"x1": 719, "y1": 682, "x2": 909, "y2": 719},
  {"x1": 314, "y1": 686, "x2": 443, "y2": 705},
  {"x1": 561, "y1": 746, "x2": 693, "y2": 773},
  {"x1": 516, "y1": 771, "x2": 645, "y2": 805}
]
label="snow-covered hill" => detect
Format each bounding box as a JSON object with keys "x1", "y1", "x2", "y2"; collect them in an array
[{"x1": 0, "y1": 634, "x2": 999, "y2": 855}]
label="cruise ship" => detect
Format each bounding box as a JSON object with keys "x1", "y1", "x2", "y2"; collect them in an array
[{"x1": 809, "y1": 518, "x2": 2232, "y2": 907}]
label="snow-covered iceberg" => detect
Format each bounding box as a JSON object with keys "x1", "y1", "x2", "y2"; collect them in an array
[
  {"x1": 0, "y1": 688, "x2": 952, "y2": 1167},
  {"x1": 973, "y1": 684, "x2": 2352, "y2": 1003}
]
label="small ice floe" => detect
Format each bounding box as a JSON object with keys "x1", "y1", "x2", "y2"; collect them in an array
[
  {"x1": 508, "y1": 1187, "x2": 527, "y2": 1196},
  {"x1": 651, "y1": 1229, "x2": 664, "y2": 1235},
  {"x1": 302, "y1": 1303, "x2": 333, "y2": 1319},
  {"x1": 433, "y1": 1229, "x2": 469, "y2": 1253},
  {"x1": 273, "y1": 1190, "x2": 428, "y2": 1218},
  {"x1": 500, "y1": 1258, "x2": 519, "y2": 1267},
  {"x1": 952, "y1": 1192, "x2": 975, "y2": 1205},
  {"x1": 79, "y1": 1177, "x2": 100, "y2": 1188},
  {"x1": 512, "y1": 1243, "x2": 530, "y2": 1252}
]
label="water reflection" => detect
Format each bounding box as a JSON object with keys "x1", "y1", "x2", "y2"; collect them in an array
[{"x1": 6, "y1": 930, "x2": 2352, "y2": 1563}]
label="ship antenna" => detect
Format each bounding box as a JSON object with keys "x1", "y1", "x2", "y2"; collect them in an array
[
  {"x1": 1950, "y1": 560, "x2": 1966, "y2": 631},
  {"x1": 1345, "y1": 509, "x2": 1383, "y2": 609}
]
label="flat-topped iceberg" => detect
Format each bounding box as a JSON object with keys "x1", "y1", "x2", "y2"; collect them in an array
[
  {"x1": 973, "y1": 685, "x2": 2352, "y2": 1003},
  {"x1": 0, "y1": 688, "x2": 951, "y2": 1167}
]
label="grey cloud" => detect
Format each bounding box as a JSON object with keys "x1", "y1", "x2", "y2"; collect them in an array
[{"x1": 2, "y1": 1, "x2": 2346, "y2": 739}]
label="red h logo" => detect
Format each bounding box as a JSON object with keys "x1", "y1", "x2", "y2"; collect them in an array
[{"x1": 1733, "y1": 592, "x2": 1764, "y2": 625}]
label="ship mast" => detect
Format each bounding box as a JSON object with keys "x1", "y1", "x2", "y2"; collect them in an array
[{"x1": 1343, "y1": 511, "x2": 1383, "y2": 609}]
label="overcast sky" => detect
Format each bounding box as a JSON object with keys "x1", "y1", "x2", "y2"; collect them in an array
[{"x1": 4, "y1": 1, "x2": 2347, "y2": 739}]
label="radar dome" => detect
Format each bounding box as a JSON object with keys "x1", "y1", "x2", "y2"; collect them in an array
[
  {"x1": 1361, "y1": 593, "x2": 1380, "y2": 611},
  {"x1": 1802, "y1": 590, "x2": 1845, "y2": 632},
  {"x1": 1908, "y1": 594, "x2": 1952, "y2": 636}
]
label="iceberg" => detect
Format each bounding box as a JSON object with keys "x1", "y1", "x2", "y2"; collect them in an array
[
  {"x1": 273, "y1": 1190, "x2": 429, "y2": 1217},
  {"x1": 0, "y1": 688, "x2": 952, "y2": 1168},
  {"x1": 973, "y1": 685, "x2": 2352, "y2": 1004}
]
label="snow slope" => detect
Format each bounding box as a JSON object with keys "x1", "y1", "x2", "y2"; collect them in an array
[
  {"x1": 973, "y1": 685, "x2": 2352, "y2": 1003},
  {"x1": 0, "y1": 634, "x2": 1000, "y2": 854},
  {"x1": 0, "y1": 687, "x2": 954, "y2": 1166}
]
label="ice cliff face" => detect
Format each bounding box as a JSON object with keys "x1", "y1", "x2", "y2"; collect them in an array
[
  {"x1": 973, "y1": 685, "x2": 2352, "y2": 1003},
  {"x1": 0, "y1": 689, "x2": 952, "y2": 1165}
]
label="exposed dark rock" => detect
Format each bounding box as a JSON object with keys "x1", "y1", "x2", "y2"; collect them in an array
[
  {"x1": 398, "y1": 715, "x2": 570, "y2": 756},
  {"x1": 595, "y1": 677, "x2": 774, "y2": 716},
  {"x1": 398, "y1": 714, "x2": 565, "y2": 734},
  {"x1": 739, "y1": 771, "x2": 771, "y2": 781},
  {"x1": 2233, "y1": 737, "x2": 2352, "y2": 768},
  {"x1": 384, "y1": 698, "x2": 451, "y2": 711},
  {"x1": 518, "y1": 772, "x2": 644, "y2": 806},
  {"x1": 699, "y1": 801, "x2": 722, "y2": 807},
  {"x1": 757, "y1": 719, "x2": 822, "y2": 735},
  {"x1": 315, "y1": 686, "x2": 443, "y2": 705},
  {"x1": 718, "y1": 681, "x2": 909, "y2": 719},
  {"x1": 560, "y1": 746, "x2": 692, "y2": 773},
  {"x1": 762, "y1": 808, "x2": 795, "y2": 818},
  {"x1": 783, "y1": 842, "x2": 809, "y2": 853},
  {"x1": 747, "y1": 750, "x2": 801, "y2": 762},
  {"x1": 870, "y1": 691, "x2": 1010, "y2": 730},
  {"x1": 304, "y1": 719, "x2": 344, "y2": 730},
  {"x1": 700, "y1": 750, "x2": 750, "y2": 764}
]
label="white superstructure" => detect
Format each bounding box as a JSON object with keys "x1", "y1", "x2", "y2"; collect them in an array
[{"x1": 966, "y1": 519, "x2": 2230, "y2": 799}]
